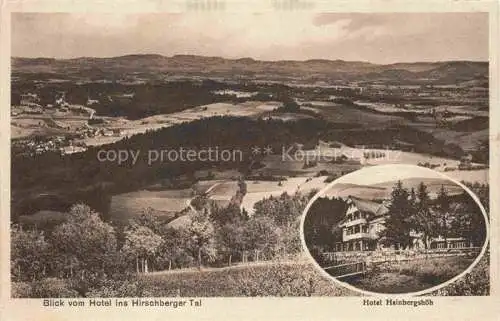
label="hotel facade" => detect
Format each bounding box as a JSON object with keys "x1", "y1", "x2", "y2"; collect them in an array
[{"x1": 334, "y1": 196, "x2": 470, "y2": 252}]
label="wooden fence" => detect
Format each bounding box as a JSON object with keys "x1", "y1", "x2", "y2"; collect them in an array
[
  {"x1": 321, "y1": 247, "x2": 482, "y2": 266},
  {"x1": 323, "y1": 261, "x2": 366, "y2": 279}
]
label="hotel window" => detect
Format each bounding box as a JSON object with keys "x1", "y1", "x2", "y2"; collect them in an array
[
  {"x1": 354, "y1": 225, "x2": 360, "y2": 233},
  {"x1": 362, "y1": 225, "x2": 368, "y2": 233}
]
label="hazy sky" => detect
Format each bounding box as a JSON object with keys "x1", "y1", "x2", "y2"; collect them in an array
[{"x1": 12, "y1": 12, "x2": 488, "y2": 64}]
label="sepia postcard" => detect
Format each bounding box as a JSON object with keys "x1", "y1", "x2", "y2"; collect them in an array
[{"x1": 0, "y1": 0, "x2": 499, "y2": 320}]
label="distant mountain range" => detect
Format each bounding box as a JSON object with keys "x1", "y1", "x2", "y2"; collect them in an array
[{"x1": 11, "y1": 54, "x2": 488, "y2": 84}]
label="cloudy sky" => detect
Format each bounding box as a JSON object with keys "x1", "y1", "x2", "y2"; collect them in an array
[{"x1": 12, "y1": 12, "x2": 488, "y2": 64}]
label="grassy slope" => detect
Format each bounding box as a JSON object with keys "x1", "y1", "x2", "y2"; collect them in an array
[
  {"x1": 140, "y1": 261, "x2": 356, "y2": 297},
  {"x1": 135, "y1": 255, "x2": 489, "y2": 297}
]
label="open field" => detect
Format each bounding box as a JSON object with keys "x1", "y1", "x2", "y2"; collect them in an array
[
  {"x1": 348, "y1": 256, "x2": 476, "y2": 294},
  {"x1": 11, "y1": 108, "x2": 93, "y2": 139},
  {"x1": 11, "y1": 101, "x2": 277, "y2": 145},
  {"x1": 11, "y1": 121, "x2": 71, "y2": 139},
  {"x1": 109, "y1": 189, "x2": 193, "y2": 222},
  {"x1": 11, "y1": 125, "x2": 43, "y2": 139},
  {"x1": 430, "y1": 128, "x2": 489, "y2": 151},
  {"x1": 445, "y1": 169, "x2": 488, "y2": 184},
  {"x1": 291, "y1": 144, "x2": 489, "y2": 183},
  {"x1": 310, "y1": 102, "x2": 406, "y2": 125},
  {"x1": 81, "y1": 101, "x2": 276, "y2": 146},
  {"x1": 259, "y1": 154, "x2": 362, "y2": 176},
  {"x1": 315, "y1": 143, "x2": 466, "y2": 168},
  {"x1": 205, "y1": 181, "x2": 239, "y2": 207},
  {"x1": 355, "y1": 100, "x2": 488, "y2": 118},
  {"x1": 193, "y1": 169, "x2": 242, "y2": 181},
  {"x1": 192, "y1": 180, "x2": 224, "y2": 194}
]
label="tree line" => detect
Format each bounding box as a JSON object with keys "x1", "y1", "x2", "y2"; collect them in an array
[{"x1": 382, "y1": 181, "x2": 487, "y2": 249}]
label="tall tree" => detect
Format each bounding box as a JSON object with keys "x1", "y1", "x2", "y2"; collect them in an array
[
  {"x1": 157, "y1": 227, "x2": 195, "y2": 270},
  {"x1": 253, "y1": 192, "x2": 307, "y2": 228},
  {"x1": 216, "y1": 218, "x2": 249, "y2": 266},
  {"x1": 122, "y1": 224, "x2": 162, "y2": 273},
  {"x1": 243, "y1": 216, "x2": 282, "y2": 260},
  {"x1": 412, "y1": 182, "x2": 440, "y2": 249},
  {"x1": 11, "y1": 225, "x2": 51, "y2": 281},
  {"x1": 435, "y1": 185, "x2": 451, "y2": 243},
  {"x1": 303, "y1": 196, "x2": 347, "y2": 252},
  {"x1": 184, "y1": 209, "x2": 217, "y2": 268},
  {"x1": 382, "y1": 181, "x2": 413, "y2": 249},
  {"x1": 51, "y1": 204, "x2": 118, "y2": 278},
  {"x1": 450, "y1": 191, "x2": 487, "y2": 247}
]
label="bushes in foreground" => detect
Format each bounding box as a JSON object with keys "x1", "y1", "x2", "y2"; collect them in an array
[
  {"x1": 431, "y1": 255, "x2": 489, "y2": 296},
  {"x1": 12, "y1": 278, "x2": 79, "y2": 298}
]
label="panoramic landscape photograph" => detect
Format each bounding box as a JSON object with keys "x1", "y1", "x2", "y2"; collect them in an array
[
  {"x1": 303, "y1": 165, "x2": 488, "y2": 294},
  {"x1": 10, "y1": 12, "x2": 490, "y2": 297}
]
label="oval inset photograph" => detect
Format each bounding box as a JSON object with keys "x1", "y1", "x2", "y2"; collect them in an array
[{"x1": 302, "y1": 164, "x2": 489, "y2": 295}]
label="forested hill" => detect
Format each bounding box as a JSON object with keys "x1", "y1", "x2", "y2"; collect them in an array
[
  {"x1": 11, "y1": 116, "x2": 466, "y2": 218},
  {"x1": 12, "y1": 55, "x2": 488, "y2": 84}
]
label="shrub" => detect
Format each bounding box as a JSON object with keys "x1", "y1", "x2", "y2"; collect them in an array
[
  {"x1": 30, "y1": 278, "x2": 79, "y2": 298},
  {"x1": 316, "y1": 170, "x2": 330, "y2": 177},
  {"x1": 87, "y1": 279, "x2": 153, "y2": 298},
  {"x1": 11, "y1": 282, "x2": 33, "y2": 298},
  {"x1": 431, "y1": 255, "x2": 489, "y2": 296},
  {"x1": 139, "y1": 262, "x2": 357, "y2": 297},
  {"x1": 324, "y1": 175, "x2": 337, "y2": 183}
]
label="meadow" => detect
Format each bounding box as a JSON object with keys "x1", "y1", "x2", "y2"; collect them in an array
[
  {"x1": 138, "y1": 261, "x2": 356, "y2": 297},
  {"x1": 109, "y1": 189, "x2": 193, "y2": 222}
]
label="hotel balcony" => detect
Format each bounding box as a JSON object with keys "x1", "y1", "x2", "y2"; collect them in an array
[
  {"x1": 340, "y1": 218, "x2": 367, "y2": 228},
  {"x1": 343, "y1": 232, "x2": 372, "y2": 242}
]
